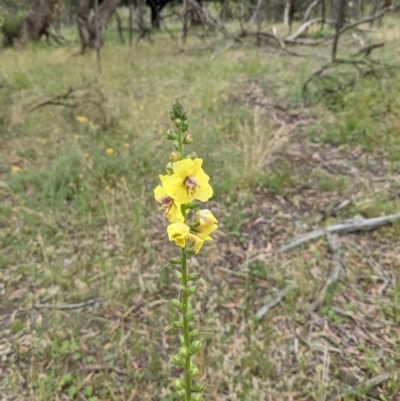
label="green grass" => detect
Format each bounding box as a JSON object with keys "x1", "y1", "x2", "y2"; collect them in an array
[{"x1": 1, "y1": 17, "x2": 400, "y2": 401}]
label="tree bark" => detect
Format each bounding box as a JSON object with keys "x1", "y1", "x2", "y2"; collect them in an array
[
  {"x1": 77, "y1": 0, "x2": 123, "y2": 52},
  {"x1": 17, "y1": 0, "x2": 60, "y2": 45}
]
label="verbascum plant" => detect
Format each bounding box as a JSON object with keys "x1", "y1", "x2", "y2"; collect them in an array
[{"x1": 154, "y1": 101, "x2": 218, "y2": 401}]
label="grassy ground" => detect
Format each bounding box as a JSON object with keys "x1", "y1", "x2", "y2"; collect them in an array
[{"x1": 0, "y1": 17, "x2": 400, "y2": 401}]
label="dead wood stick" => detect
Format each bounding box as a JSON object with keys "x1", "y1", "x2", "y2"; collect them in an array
[
  {"x1": 328, "y1": 373, "x2": 391, "y2": 400},
  {"x1": 303, "y1": 0, "x2": 321, "y2": 22},
  {"x1": 34, "y1": 298, "x2": 104, "y2": 310},
  {"x1": 285, "y1": 3, "x2": 398, "y2": 45},
  {"x1": 255, "y1": 282, "x2": 297, "y2": 318},
  {"x1": 352, "y1": 42, "x2": 385, "y2": 57},
  {"x1": 279, "y1": 213, "x2": 400, "y2": 253},
  {"x1": 308, "y1": 233, "x2": 342, "y2": 312}
]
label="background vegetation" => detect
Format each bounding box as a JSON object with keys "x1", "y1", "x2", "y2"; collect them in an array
[{"x1": 0, "y1": 2, "x2": 400, "y2": 401}]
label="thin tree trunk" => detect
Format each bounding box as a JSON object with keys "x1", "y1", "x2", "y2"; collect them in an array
[
  {"x1": 129, "y1": 0, "x2": 133, "y2": 46},
  {"x1": 94, "y1": 0, "x2": 101, "y2": 72},
  {"x1": 332, "y1": 0, "x2": 346, "y2": 60},
  {"x1": 77, "y1": 0, "x2": 123, "y2": 52},
  {"x1": 17, "y1": 0, "x2": 60, "y2": 45}
]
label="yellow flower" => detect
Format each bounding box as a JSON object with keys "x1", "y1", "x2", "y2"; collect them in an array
[
  {"x1": 154, "y1": 185, "x2": 184, "y2": 223},
  {"x1": 195, "y1": 209, "x2": 218, "y2": 241},
  {"x1": 197, "y1": 209, "x2": 218, "y2": 226},
  {"x1": 124, "y1": 143, "x2": 130, "y2": 148},
  {"x1": 106, "y1": 148, "x2": 114, "y2": 155},
  {"x1": 187, "y1": 233, "x2": 204, "y2": 254},
  {"x1": 11, "y1": 165, "x2": 21, "y2": 172},
  {"x1": 162, "y1": 159, "x2": 213, "y2": 204},
  {"x1": 76, "y1": 116, "x2": 89, "y2": 123},
  {"x1": 167, "y1": 222, "x2": 190, "y2": 248},
  {"x1": 84, "y1": 152, "x2": 90, "y2": 158}
]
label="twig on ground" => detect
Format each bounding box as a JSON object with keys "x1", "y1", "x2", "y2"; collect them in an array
[
  {"x1": 34, "y1": 298, "x2": 104, "y2": 310},
  {"x1": 255, "y1": 281, "x2": 297, "y2": 318},
  {"x1": 279, "y1": 213, "x2": 400, "y2": 253},
  {"x1": 307, "y1": 233, "x2": 342, "y2": 312},
  {"x1": 328, "y1": 373, "x2": 392, "y2": 400},
  {"x1": 78, "y1": 364, "x2": 127, "y2": 375}
]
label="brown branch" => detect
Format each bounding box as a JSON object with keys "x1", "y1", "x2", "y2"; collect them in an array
[
  {"x1": 255, "y1": 282, "x2": 297, "y2": 318},
  {"x1": 279, "y1": 213, "x2": 400, "y2": 253},
  {"x1": 352, "y1": 42, "x2": 385, "y2": 57}
]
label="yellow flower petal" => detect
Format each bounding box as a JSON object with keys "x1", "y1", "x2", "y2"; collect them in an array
[
  {"x1": 76, "y1": 116, "x2": 89, "y2": 123},
  {"x1": 154, "y1": 185, "x2": 184, "y2": 223},
  {"x1": 187, "y1": 234, "x2": 204, "y2": 254},
  {"x1": 162, "y1": 158, "x2": 213, "y2": 204},
  {"x1": 197, "y1": 209, "x2": 218, "y2": 226},
  {"x1": 106, "y1": 148, "x2": 114, "y2": 155},
  {"x1": 167, "y1": 222, "x2": 190, "y2": 248}
]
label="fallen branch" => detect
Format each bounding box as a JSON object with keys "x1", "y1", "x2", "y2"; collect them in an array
[
  {"x1": 255, "y1": 281, "x2": 297, "y2": 318},
  {"x1": 328, "y1": 373, "x2": 391, "y2": 400},
  {"x1": 352, "y1": 42, "x2": 385, "y2": 57},
  {"x1": 34, "y1": 298, "x2": 104, "y2": 310},
  {"x1": 29, "y1": 80, "x2": 104, "y2": 113},
  {"x1": 279, "y1": 213, "x2": 400, "y2": 253},
  {"x1": 307, "y1": 233, "x2": 342, "y2": 312}
]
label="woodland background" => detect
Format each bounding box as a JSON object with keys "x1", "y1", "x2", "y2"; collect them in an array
[{"x1": 0, "y1": 0, "x2": 400, "y2": 400}]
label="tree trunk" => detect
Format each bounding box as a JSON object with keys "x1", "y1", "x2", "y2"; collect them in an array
[
  {"x1": 77, "y1": 0, "x2": 123, "y2": 52},
  {"x1": 17, "y1": 0, "x2": 60, "y2": 45}
]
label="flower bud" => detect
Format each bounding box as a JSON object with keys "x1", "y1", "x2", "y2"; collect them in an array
[
  {"x1": 187, "y1": 286, "x2": 198, "y2": 296},
  {"x1": 166, "y1": 162, "x2": 174, "y2": 174},
  {"x1": 188, "y1": 273, "x2": 201, "y2": 281},
  {"x1": 176, "y1": 389, "x2": 186, "y2": 399},
  {"x1": 173, "y1": 378, "x2": 185, "y2": 391},
  {"x1": 172, "y1": 321, "x2": 183, "y2": 329},
  {"x1": 183, "y1": 133, "x2": 193, "y2": 144},
  {"x1": 165, "y1": 130, "x2": 177, "y2": 140},
  {"x1": 171, "y1": 354, "x2": 184, "y2": 366},
  {"x1": 192, "y1": 383, "x2": 204, "y2": 393},
  {"x1": 186, "y1": 311, "x2": 195, "y2": 321},
  {"x1": 174, "y1": 270, "x2": 182, "y2": 279},
  {"x1": 174, "y1": 118, "x2": 182, "y2": 128},
  {"x1": 169, "y1": 151, "x2": 180, "y2": 162},
  {"x1": 181, "y1": 121, "x2": 189, "y2": 132},
  {"x1": 179, "y1": 334, "x2": 185, "y2": 344},
  {"x1": 170, "y1": 258, "x2": 182, "y2": 265},
  {"x1": 192, "y1": 393, "x2": 203, "y2": 401},
  {"x1": 190, "y1": 340, "x2": 202, "y2": 354},
  {"x1": 188, "y1": 365, "x2": 200, "y2": 377},
  {"x1": 185, "y1": 151, "x2": 197, "y2": 159},
  {"x1": 189, "y1": 330, "x2": 200, "y2": 339},
  {"x1": 170, "y1": 299, "x2": 182, "y2": 310},
  {"x1": 170, "y1": 100, "x2": 189, "y2": 121},
  {"x1": 178, "y1": 346, "x2": 189, "y2": 357},
  {"x1": 184, "y1": 246, "x2": 196, "y2": 256}
]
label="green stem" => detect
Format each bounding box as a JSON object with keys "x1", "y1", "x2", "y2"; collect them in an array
[
  {"x1": 177, "y1": 125, "x2": 184, "y2": 159},
  {"x1": 181, "y1": 248, "x2": 191, "y2": 401}
]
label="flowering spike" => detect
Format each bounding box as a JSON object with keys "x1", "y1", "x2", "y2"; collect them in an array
[{"x1": 155, "y1": 103, "x2": 217, "y2": 400}]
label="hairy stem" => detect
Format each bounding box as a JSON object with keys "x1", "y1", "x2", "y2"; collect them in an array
[
  {"x1": 181, "y1": 248, "x2": 192, "y2": 400},
  {"x1": 178, "y1": 125, "x2": 184, "y2": 159}
]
